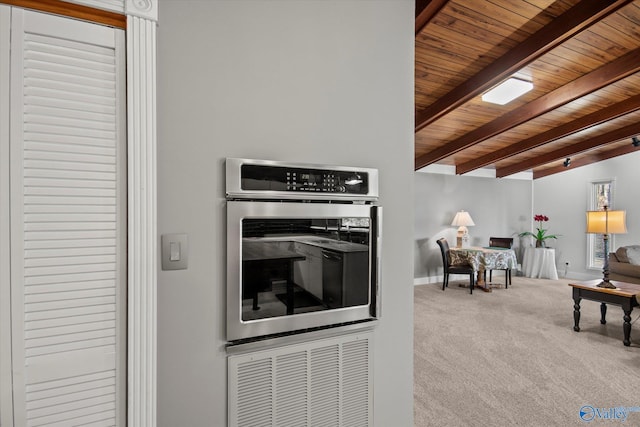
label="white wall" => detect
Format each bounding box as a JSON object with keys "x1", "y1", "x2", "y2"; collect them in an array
[
  {"x1": 414, "y1": 171, "x2": 533, "y2": 283},
  {"x1": 533, "y1": 151, "x2": 640, "y2": 279},
  {"x1": 156, "y1": 1, "x2": 414, "y2": 426},
  {"x1": 415, "y1": 151, "x2": 640, "y2": 283}
]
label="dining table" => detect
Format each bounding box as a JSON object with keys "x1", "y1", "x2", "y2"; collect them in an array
[
  {"x1": 449, "y1": 246, "x2": 518, "y2": 292},
  {"x1": 242, "y1": 241, "x2": 306, "y2": 314}
]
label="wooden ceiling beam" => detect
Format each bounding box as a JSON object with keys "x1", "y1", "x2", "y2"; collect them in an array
[
  {"x1": 415, "y1": 46, "x2": 640, "y2": 170},
  {"x1": 414, "y1": 0, "x2": 633, "y2": 133},
  {"x1": 533, "y1": 144, "x2": 640, "y2": 179},
  {"x1": 496, "y1": 122, "x2": 640, "y2": 177},
  {"x1": 415, "y1": 0, "x2": 449, "y2": 36},
  {"x1": 455, "y1": 93, "x2": 640, "y2": 174}
]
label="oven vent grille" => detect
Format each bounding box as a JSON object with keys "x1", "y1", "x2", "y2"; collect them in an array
[{"x1": 228, "y1": 332, "x2": 372, "y2": 427}]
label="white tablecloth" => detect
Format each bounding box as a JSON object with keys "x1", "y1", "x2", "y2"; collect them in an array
[{"x1": 522, "y1": 247, "x2": 558, "y2": 280}]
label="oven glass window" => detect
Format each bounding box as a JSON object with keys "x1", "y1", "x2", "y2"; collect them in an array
[{"x1": 241, "y1": 217, "x2": 370, "y2": 321}]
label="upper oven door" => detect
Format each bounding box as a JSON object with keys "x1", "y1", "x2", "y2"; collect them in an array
[{"x1": 226, "y1": 201, "x2": 382, "y2": 342}]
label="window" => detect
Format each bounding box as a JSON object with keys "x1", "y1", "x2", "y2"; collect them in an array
[{"x1": 587, "y1": 179, "x2": 614, "y2": 269}]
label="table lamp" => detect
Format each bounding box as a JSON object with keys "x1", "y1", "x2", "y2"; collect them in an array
[
  {"x1": 586, "y1": 206, "x2": 627, "y2": 288},
  {"x1": 451, "y1": 210, "x2": 475, "y2": 248}
]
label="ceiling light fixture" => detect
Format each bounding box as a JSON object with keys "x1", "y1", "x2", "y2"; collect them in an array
[
  {"x1": 632, "y1": 136, "x2": 640, "y2": 147},
  {"x1": 563, "y1": 158, "x2": 571, "y2": 167},
  {"x1": 482, "y1": 77, "x2": 534, "y2": 105}
]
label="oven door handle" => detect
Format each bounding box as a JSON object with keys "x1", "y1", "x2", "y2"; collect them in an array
[{"x1": 371, "y1": 205, "x2": 382, "y2": 318}]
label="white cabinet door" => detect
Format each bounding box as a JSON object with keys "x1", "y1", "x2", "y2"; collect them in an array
[{"x1": 2, "y1": 8, "x2": 126, "y2": 426}]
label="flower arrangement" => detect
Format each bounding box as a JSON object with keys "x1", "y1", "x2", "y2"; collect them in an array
[{"x1": 519, "y1": 214, "x2": 560, "y2": 247}]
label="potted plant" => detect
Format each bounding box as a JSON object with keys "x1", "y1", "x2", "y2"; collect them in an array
[{"x1": 519, "y1": 214, "x2": 560, "y2": 247}]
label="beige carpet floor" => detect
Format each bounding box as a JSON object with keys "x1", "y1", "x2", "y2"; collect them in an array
[{"x1": 414, "y1": 276, "x2": 640, "y2": 427}]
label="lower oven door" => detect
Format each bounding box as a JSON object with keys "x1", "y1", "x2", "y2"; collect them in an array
[{"x1": 227, "y1": 201, "x2": 381, "y2": 342}]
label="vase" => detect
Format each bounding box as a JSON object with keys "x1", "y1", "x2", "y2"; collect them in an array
[{"x1": 536, "y1": 239, "x2": 545, "y2": 248}]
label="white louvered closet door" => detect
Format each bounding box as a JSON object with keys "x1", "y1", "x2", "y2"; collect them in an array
[{"x1": 8, "y1": 9, "x2": 126, "y2": 427}]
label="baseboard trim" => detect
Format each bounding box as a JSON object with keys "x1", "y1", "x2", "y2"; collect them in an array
[
  {"x1": 415, "y1": 270, "x2": 598, "y2": 286},
  {"x1": 414, "y1": 273, "x2": 489, "y2": 286}
]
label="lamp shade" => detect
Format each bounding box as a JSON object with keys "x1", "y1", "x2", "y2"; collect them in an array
[
  {"x1": 586, "y1": 210, "x2": 627, "y2": 234},
  {"x1": 451, "y1": 211, "x2": 475, "y2": 227}
]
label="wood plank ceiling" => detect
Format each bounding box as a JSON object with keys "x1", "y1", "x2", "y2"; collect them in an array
[{"x1": 415, "y1": 0, "x2": 640, "y2": 179}]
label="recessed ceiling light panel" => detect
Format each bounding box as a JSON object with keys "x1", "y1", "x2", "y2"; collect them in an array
[{"x1": 482, "y1": 77, "x2": 534, "y2": 105}]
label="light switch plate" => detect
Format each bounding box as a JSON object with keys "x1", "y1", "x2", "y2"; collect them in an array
[{"x1": 161, "y1": 233, "x2": 188, "y2": 270}]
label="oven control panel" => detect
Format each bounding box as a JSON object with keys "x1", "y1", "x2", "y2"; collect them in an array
[
  {"x1": 241, "y1": 164, "x2": 368, "y2": 194},
  {"x1": 226, "y1": 158, "x2": 379, "y2": 201}
]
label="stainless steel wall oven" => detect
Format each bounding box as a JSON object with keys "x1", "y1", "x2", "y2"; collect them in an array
[{"x1": 226, "y1": 158, "x2": 382, "y2": 343}]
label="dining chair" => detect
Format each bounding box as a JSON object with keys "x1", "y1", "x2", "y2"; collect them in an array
[
  {"x1": 436, "y1": 238, "x2": 475, "y2": 294},
  {"x1": 485, "y1": 237, "x2": 514, "y2": 288}
]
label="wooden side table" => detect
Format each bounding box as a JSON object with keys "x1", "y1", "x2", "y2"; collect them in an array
[{"x1": 569, "y1": 280, "x2": 640, "y2": 346}]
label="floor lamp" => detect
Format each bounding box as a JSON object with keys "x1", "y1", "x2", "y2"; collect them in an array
[{"x1": 586, "y1": 206, "x2": 627, "y2": 288}]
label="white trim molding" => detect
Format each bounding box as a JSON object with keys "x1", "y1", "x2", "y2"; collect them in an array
[
  {"x1": 127, "y1": 11, "x2": 157, "y2": 427},
  {"x1": 0, "y1": 6, "x2": 13, "y2": 425},
  {"x1": 126, "y1": 0, "x2": 157, "y2": 20},
  {"x1": 62, "y1": 0, "x2": 125, "y2": 14}
]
